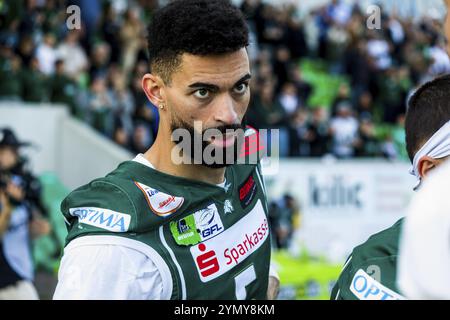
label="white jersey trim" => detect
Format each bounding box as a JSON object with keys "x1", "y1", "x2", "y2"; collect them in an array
[{"x1": 159, "y1": 226, "x2": 187, "y2": 299}]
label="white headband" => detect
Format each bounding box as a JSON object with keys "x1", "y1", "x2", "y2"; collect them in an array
[{"x1": 409, "y1": 120, "x2": 450, "y2": 191}]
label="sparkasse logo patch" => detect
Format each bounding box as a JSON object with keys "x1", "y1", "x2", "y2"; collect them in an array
[{"x1": 190, "y1": 200, "x2": 268, "y2": 282}]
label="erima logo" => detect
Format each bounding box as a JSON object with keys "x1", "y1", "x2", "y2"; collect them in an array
[{"x1": 69, "y1": 207, "x2": 131, "y2": 232}]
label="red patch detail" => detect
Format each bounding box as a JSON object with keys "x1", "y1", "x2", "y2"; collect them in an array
[{"x1": 239, "y1": 127, "x2": 265, "y2": 157}]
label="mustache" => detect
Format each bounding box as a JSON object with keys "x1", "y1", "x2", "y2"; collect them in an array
[{"x1": 201, "y1": 123, "x2": 245, "y2": 135}]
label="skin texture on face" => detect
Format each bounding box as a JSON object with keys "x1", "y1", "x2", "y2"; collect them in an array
[
  {"x1": 163, "y1": 48, "x2": 251, "y2": 135},
  {"x1": 142, "y1": 48, "x2": 251, "y2": 183}
]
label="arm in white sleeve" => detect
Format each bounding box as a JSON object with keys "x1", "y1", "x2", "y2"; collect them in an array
[
  {"x1": 397, "y1": 160, "x2": 450, "y2": 299},
  {"x1": 53, "y1": 236, "x2": 171, "y2": 300}
]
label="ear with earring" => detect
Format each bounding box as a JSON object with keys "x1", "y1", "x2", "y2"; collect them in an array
[{"x1": 159, "y1": 103, "x2": 165, "y2": 110}]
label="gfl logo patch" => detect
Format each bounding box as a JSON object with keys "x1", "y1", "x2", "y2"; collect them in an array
[{"x1": 195, "y1": 243, "x2": 220, "y2": 278}]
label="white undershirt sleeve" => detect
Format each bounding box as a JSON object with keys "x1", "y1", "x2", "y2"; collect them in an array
[{"x1": 53, "y1": 236, "x2": 170, "y2": 300}]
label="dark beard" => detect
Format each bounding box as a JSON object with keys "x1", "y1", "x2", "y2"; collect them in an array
[{"x1": 170, "y1": 115, "x2": 246, "y2": 169}]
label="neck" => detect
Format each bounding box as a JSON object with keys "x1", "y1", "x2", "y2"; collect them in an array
[{"x1": 143, "y1": 129, "x2": 226, "y2": 185}]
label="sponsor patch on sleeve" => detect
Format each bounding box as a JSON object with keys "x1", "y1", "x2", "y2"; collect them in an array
[
  {"x1": 134, "y1": 181, "x2": 184, "y2": 217},
  {"x1": 69, "y1": 207, "x2": 131, "y2": 232},
  {"x1": 239, "y1": 174, "x2": 258, "y2": 208},
  {"x1": 350, "y1": 269, "x2": 406, "y2": 300}
]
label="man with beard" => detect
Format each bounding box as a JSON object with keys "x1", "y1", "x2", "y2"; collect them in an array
[{"x1": 54, "y1": 0, "x2": 279, "y2": 300}]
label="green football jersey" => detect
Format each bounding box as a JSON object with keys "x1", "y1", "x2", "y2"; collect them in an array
[
  {"x1": 60, "y1": 132, "x2": 272, "y2": 300},
  {"x1": 330, "y1": 219, "x2": 406, "y2": 300}
]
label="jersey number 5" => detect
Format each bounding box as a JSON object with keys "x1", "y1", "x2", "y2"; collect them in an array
[{"x1": 234, "y1": 264, "x2": 257, "y2": 300}]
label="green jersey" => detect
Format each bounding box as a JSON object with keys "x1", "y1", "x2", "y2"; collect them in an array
[
  {"x1": 60, "y1": 130, "x2": 272, "y2": 300},
  {"x1": 331, "y1": 219, "x2": 406, "y2": 300}
]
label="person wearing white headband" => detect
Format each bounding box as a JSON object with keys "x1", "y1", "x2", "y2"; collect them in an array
[
  {"x1": 408, "y1": 120, "x2": 450, "y2": 190},
  {"x1": 331, "y1": 74, "x2": 450, "y2": 300},
  {"x1": 396, "y1": 0, "x2": 450, "y2": 299}
]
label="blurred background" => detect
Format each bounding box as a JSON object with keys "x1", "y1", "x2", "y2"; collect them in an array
[{"x1": 0, "y1": 0, "x2": 448, "y2": 299}]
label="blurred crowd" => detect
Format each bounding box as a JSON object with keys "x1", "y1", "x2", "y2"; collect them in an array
[{"x1": 0, "y1": 0, "x2": 449, "y2": 159}]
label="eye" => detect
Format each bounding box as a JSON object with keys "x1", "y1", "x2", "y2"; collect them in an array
[
  {"x1": 193, "y1": 89, "x2": 210, "y2": 99},
  {"x1": 234, "y1": 83, "x2": 249, "y2": 95}
]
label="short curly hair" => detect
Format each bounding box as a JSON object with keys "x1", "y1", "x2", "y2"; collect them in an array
[
  {"x1": 406, "y1": 74, "x2": 450, "y2": 162},
  {"x1": 147, "y1": 0, "x2": 249, "y2": 84}
]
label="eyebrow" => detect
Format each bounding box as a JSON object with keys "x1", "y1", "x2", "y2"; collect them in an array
[{"x1": 188, "y1": 73, "x2": 252, "y2": 91}]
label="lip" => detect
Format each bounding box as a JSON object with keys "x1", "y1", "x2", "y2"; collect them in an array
[{"x1": 210, "y1": 133, "x2": 237, "y2": 148}]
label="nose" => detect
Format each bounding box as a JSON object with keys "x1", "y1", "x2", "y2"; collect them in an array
[{"x1": 213, "y1": 94, "x2": 239, "y2": 125}]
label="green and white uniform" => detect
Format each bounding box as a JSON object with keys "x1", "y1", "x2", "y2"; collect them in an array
[
  {"x1": 54, "y1": 130, "x2": 273, "y2": 300},
  {"x1": 331, "y1": 219, "x2": 406, "y2": 300}
]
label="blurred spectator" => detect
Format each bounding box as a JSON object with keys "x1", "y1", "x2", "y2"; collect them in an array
[
  {"x1": 278, "y1": 82, "x2": 300, "y2": 115},
  {"x1": 0, "y1": 45, "x2": 23, "y2": 101},
  {"x1": 130, "y1": 122, "x2": 154, "y2": 155},
  {"x1": 110, "y1": 72, "x2": 135, "y2": 137},
  {"x1": 99, "y1": 2, "x2": 121, "y2": 64},
  {"x1": 329, "y1": 102, "x2": 359, "y2": 158},
  {"x1": 268, "y1": 194, "x2": 300, "y2": 250},
  {"x1": 392, "y1": 113, "x2": 409, "y2": 161},
  {"x1": 16, "y1": 35, "x2": 34, "y2": 68},
  {"x1": 289, "y1": 68, "x2": 312, "y2": 104},
  {"x1": 81, "y1": 76, "x2": 115, "y2": 137},
  {"x1": 272, "y1": 47, "x2": 291, "y2": 93},
  {"x1": 0, "y1": 128, "x2": 50, "y2": 300},
  {"x1": 49, "y1": 59, "x2": 77, "y2": 114},
  {"x1": 119, "y1": 7, "x2": 144, "y2": 75},
  {"x1": 248, "y1": 81, "x2": 287, "y2": 129},
  {"x1": 35, "y1": 33, "x2": 57, "y2": 75},
  {"x1": 381, "y1": 133, "x2": 398, "y2": 160},
  {"x1": 331, "y1": 83, "x2": 351, "y2": 116},
  {"x1": 113, "y1": 121, "x2": 130, "y2": 150},
  {"x1": 354, "y1": 117, "x2": 380, "y2": 157},
  {"x1": 55, "y1": 30, "x2": 88, "y2": 81},
  {"x1": 308, "y1": 107, "x2": 331, "y2": 157},
  {"x1": 22, "y1": 57, "x2": 49, "y2": 103},
  {"x1": 89, "y1": 42, "x2": 111, "y2": 80},
  {"x1": 288, "y1": 108, "x2": 311, "y2": 156}
]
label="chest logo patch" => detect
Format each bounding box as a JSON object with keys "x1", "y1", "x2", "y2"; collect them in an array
[
  {"x1": 170, "y1": 203, "x2": 224, "y2": 246},
  {"x1": 190, "y1": 200, "x2": 269, "y2": 282},
  {"x1": 135, "y1": 181, "x2": 184, "y2": 217}
]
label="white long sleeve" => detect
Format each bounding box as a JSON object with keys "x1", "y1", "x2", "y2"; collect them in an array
[
  {"x1": 397, "y1": 160, "x2": 450, "y2": 299},
  {"x1": 53, "y1": 236, "x2": 171, "y2": 300}
]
